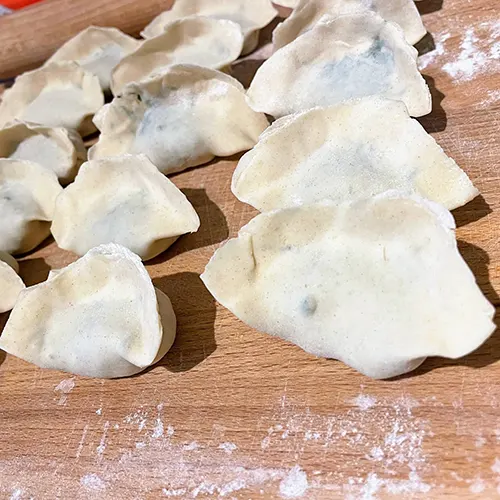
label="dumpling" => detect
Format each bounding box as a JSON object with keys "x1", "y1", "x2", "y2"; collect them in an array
[
  {"x1": 273, "y1": 0, "x2": 298, "y2": 7},
  {"x1": 0, "y1": 62, "x2": 104, "y2": 136},
  {"x1": 201, "y1": 193, "x2": 495, "y2": 379},
  {"x1": 247, "y1": 12, "x2": 431, "y2": 118},
  {"x1": 46, "y1": 26, "x2": 141, "y2": 93},
  {"x1": 233, "y1": 97, "x2": 478, "y2": 212},
  {"x1": 0, "y1": 121, "x2": 86, "y2": 184},
  {"x1": 111, "y1": 17, "x2": 244, "y2": 95},
  {"x1": 90, "y1": 65, "x2": 269, "y2": 175},
  {"x1": 0, "y1": 251, "x2": 25, "y2": 313},
  {"x1": 51, "y1": 154, "x2": 200, "y2": 260},
  {"x1": 0, "y1": 244, "x2": 176, "y2": 378},
  {"x1": 141, "y1": 0, "x2": 277, "y2": 55},
  {"x1": 0, "y1": 159, "x2": 62, "y2": 255},
  {"x1": 273, "y1": 0, "x2": 426, "y2": 49}
]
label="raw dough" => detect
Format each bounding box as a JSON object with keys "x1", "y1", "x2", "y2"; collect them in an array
[
  {"x1": 247, "y1": 12, "x2": 431, "y2": 118},
  {"x1": 201, "y1": 193, "x2": 495, "y2": 379},
  {"x1": 111, "y1": 17, "x2": 243, "y2": 95},
  {"x1": 0, "y1": 121, "x2": 86, "y2": 184},
  {"x1": 141, "y1": 0, "x2": 277, "y2": 55},
  {"x1": 0, "y1": 159, "x2": 62, "y2": 255},
  {"x1": 91, "y1": 64, "x2": 269, "y2": 175},
  {"x1": 51, "y1": 154, "x2": 200, "y2": 260},
  {"x1": 47, "y1": 26, "x2": 141, "y2": 92},
  {"x1": 0, "y1": 251, "x2": 25, "y2": 313},
  {"x1": 0, "y1": 244, "x2": 177, "y2": 378},
  {"x1": 233, "y1": 97, "x2": 478, "y2": 211},
  {"x1": 273, "y1": 0, "x2": 426, "y2": 49},
  {"x1": 0, "y1": 62, "x2": 104, "y2": 136}
]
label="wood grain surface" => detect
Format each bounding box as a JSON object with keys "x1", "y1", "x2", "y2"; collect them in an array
[{"x1": 0, "y1": 1, "x2": 499, "y2": 498}]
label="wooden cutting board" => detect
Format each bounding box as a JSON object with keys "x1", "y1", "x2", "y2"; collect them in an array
[{"x1": 0, "y1": 1, "x2": 499, "y2": 498}]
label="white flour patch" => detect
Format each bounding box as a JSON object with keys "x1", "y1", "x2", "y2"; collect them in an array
[
  {"x1": 419, "y1": 31, "x2": 451, "y2": 70},
  {"x1": 96, "y1": 421, "x2": 110, "y2": 460},
  {"x1": 80, "y1": 473, "x2": 106, "y2": 491},
  {"x1": 352, "y1": 394, "x2": 377, "y2": 411},
  {"x1": 162, "y1": 487, "x2": 187, "y2": 496},
  {"x1": 96, "y1": 407, "x2": 102, "y2": 416},
  {"x1": 219, "y1": 442, "x2": 238, "y2": 454},
  {"x1": 491, "y1": 458, "x2": 500, "y2": 475},
  {"x1": 279, "y1": 465, "x2": 309, "y2": 498},
  {"x1": 152, "y1": 404, "x2": 164, "y2": 439},
  {"x1": 166, "y1": 425, "x2": 175, "y2": 438},
  {"x1": 475, "y1": 435, "x2": 486, "y2": 448},
  {"x1": 9, "y1": 489, "x2": 22, "y2": 500},
  {"x1": 183, "y1": 441, "x2": 199, "y2": 451},
  {"x1": 442, "y1": 22, "x2": 500, "y2": 82},
  {"x1": 469, "y1": 476, "x2": 485, "y2": 494},
  {"x1": 54, "y1": 377, "x2": 75, "y2": 406},
  {"x1": 124, "y1": 408, "x2": 148, "y2": 432},
  {"x1": 76, "y1": 424, "x2": 89, "y2": 459},
  {"x1": 479, "y1": 89, "x2": 500, "y2": 108}
]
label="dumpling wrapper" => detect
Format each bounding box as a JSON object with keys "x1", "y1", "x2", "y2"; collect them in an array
[
  {"x1": 0, "y1": 159, "x2": 62, "y2": 255},
  {"x1": 273, "y1": 0, "x2": 298, "y2": 7},
  {"x1": 111, "y1": 17, "x2": 244, "y2": 95},
  {"x1": 90, "y1": 65, "x2": 269, "y2": 175},
  {"x1": 233, "y1": 97, "x2": 478, "y2": 212},
  {"x1": 0, "y1": 121, "x2": 86, "y2": 184},
  {"x1": 51, "y1": 154, "x2": 200, "y2": 260},
  {"x1": 141, "y1": 0, "x2": 277, "y2": 55},
  {"x1": 0, "y1": 243, "x2": 176, "y2": 378},
  {"x1": 201, "y1": 193, "x2": 496, "y2": 379},
  {"x1": 0, "y1": 251, "x2": 25, "y2": 313},
  {"x1": 247, "y1": 12, "x2": 431, "y2": 118},
  {"x1": 0, "y1": 62, "x2": 103, "y2": 136},
  {"x1": 46, "y1": 26, "x2": 141, "y2": 92},
  {"x1": 273, "y1": 0, "x2": 426, "y2": 49}
]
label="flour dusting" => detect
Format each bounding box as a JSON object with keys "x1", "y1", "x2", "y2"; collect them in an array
[
  {"x1": 9, "y1": 489, "x2": 22, "y2": 500},
  {"x1": 442, "y1": 22, "x2": 500, "y2": 82},
  {"x1": 219, "y1": 442, "x2": 238, "y2": 454},
  {"x1": 279, "y1": 465, "x2": 309, "y2": 498},
  {"x1": 491, "y1": 458, "x2": 500, "y2": 475},
  {"x1": 96, "y1": 421, "x2": 110, "y2": 459},
  {"x1": 162, "y1": 487, "x2": 187, "y2": 497},
  {"x1": 76, "y1": 424, "x2": 89, "y2": 459},
  {"x1": 152, "y1": 404, "x2": 164, "y2": 439},
  {"x1": 80, "y1": 473, "x2": 106, "y2": 491},
  {"x1": 469, "y1": 476, "x2": 485, "y2": 494},
  {"x1": 54, "y1": 377, "x2": 75, "y2": 405},
  {"x1": 352, "y1": 394, "x2": 377, "y2": 411},
  {"x1": 419, "y1": 32, "x2": 451, "y2": 70}
]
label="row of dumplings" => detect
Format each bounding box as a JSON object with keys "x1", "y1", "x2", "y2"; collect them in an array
[
  {"x1": 0, "y1": 0, "x2": 496, "y2": 380},
  {"x1": 201, "y1": 2, "x2": 497, "y2": 378},
  {"x1": 0, "y1": 0, "x2": 283, "y2": 377}
]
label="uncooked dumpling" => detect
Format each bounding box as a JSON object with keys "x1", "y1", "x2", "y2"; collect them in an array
[
  {"x1": 111, "y1": 17, "x2": 243, "y2": 95},
  {"x1": 273, "y1": 0, "x2": 426, "y2": 49},
  {"x1": 141, "y1": 0, "x2": 277, "y2": 55},
  {"x1": 247, "y1": 12, "x2": 431, "y2": 118},
  {"x1": 51, "y1": 155, "x2": 200, "y2": 260},
  {"x1": 0, "y1": 62, "x2": 104, "y2": 136},
  {"x1": 0, "y1": 159, "x2": 62, "y2": 255},
  {"x1": 0, "y1": 121, "x2": 86, "y2": 184},
  {"x1": 0, "y1": 244, "x2": 176, "y2": 378},
  {"x1": 0, "y1": 251, "x2": 25, "y2": 313},
  {"x1": 201, "y1": 193, "x2": 495, "y2": 379},
  {"x1": 233, "y1": 97, "x2": 477, "y2": 211},
  {"x1": 90, "y1": 65, "x2": 268, "y2": 175},
  {"x1": 46, "y1": 26, "x2": 141, "y2": 92}
]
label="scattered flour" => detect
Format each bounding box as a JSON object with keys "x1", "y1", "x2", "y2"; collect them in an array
[
  {"x1": 218, "y1": 442, "x2": 238, "y2": 454},
  {"x1": 80, "y1": 473, "x2": 106, "y2": 491},
  {"x1": 96, "y1": 408, "x2": 102, "y2": 416},
  {"x1": 96, "y1": 421, "x2": 110, "y2": 459},
  {"x1": 279, "y1": 466, "x2": 309, "y2": 498},
  {"x1": 480, "y1": 89, "x2": 500, "y2": 108},
  {"x1": 76, "y1": 424, "x2": 89, "y2": 459},
  {"x1": 183, "y1": 441, "x2": 199, "y2": 451},
  {"x1": 491, "y1": 458, "x2": 500, "y2": 475},
  {"x1": 442, "y1": 22, "x2": 500, "y2": 82},
  {"x1": 475, "y1": 435, "x2": 486, "y2": 448},
  {"x1": 419, "y1": 32, "x2": 451, "y2": 70},
  {"x1": 9, "y1": 489, "x2": 22, "y2": 500},
  {"x1": 53, "y1": 378, "x2": 75, "y2": 406},
  {"x1": 152, "y1": 404, "x2": 164, "y2": 439},
  {"x1": 352, "y1": 394, "x2": 377, "y2": 411},
  {"x1": 469, "y1": 476, "x2": 485, "y2": 494},
  {"x1": 163, "y1": 487, "x2": 187, "y2": 497},
  {"x1": 124, "y1": 407, "x2": 149, "y2": 432}
]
